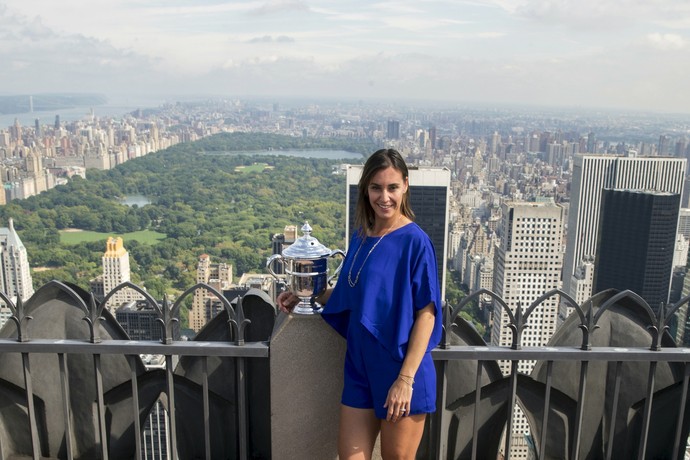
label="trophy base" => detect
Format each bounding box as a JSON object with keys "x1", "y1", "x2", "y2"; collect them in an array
[{"x1": 292, "y1": 299, "x2": 323, "y2": 315}]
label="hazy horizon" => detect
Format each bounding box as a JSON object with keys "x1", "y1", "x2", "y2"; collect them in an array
[{"x1": 1, "y1": 1, "x2": 690, "y2": 114}]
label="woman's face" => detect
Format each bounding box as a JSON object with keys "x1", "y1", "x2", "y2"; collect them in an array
[{"x1": 367, "y1": 166, "x2": 408, "y2": 222}]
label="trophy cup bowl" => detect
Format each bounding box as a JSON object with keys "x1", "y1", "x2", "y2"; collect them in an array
[{"x1": 267, "y1": 221, "x2": 345, "y2": 314}]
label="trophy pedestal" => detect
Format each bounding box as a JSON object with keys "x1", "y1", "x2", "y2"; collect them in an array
[{"x1": 293, "y1": 298, "x2": 323, "y2": 315}]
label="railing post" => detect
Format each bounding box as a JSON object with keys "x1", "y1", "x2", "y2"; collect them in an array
[
  {"x1": 672, "y1": 362, "x2": 690, "y2": 460},
  {"x1": 471, "y1": 360, "x2": 483, "y2": 460},
  {"x1": 236, "y1": 355, "x2": 248, "y2": 459},
  {"x1": 637, "y1": 361, "x2": 657, "y2": 460},
  {"x1": 429, "y1": 359, "x2": 449, "y2": 460},
  {"x1": 58, "y1": 353, "x2": 75, "y2": 460},
  {"x1": 93, "y1": 354, "x2": 108, "y2": 460},
  {"x1": 571, "y1": 360, "x2": 589, "y2": 460},
  {"x1": 605, "y1": 361, "x2": 623, "y2": 460},
  {"x1": 202, "y1": 356, "x2": 211, "y2": 460},
  {"x1": 229, "y1": 295, "x2": 251, "y2": 460},
  {"x1": 22, "y1": 352, "x2": 41, "y2": 460},
  {"x1": 127, "y1": 355, "x2": 142, "y2": 460},
  {"x1": 165, "y1": 354, "x2": 178, "y2": 459},
  {"x1": 503, "y1": 359, "x2": 519, "y2": 460},
  {"x1": 538, "y1": 360, "x2": 553, "y2": 460}
]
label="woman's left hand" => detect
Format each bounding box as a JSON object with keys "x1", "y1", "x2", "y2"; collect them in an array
[{"x1": 383, "y1": 376, "x2": 413, "y2": 422}]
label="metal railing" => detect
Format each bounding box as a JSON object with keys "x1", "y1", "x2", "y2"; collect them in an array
[
  {"x1": 0, "y1": 280, "x2": 268, "y2": 460},
  {"x1": 427, "y1": 288, "x2": 690, "y2": 460},
  {"x1": 1, "y1": 282, "x2": 689, "y2": 459}
]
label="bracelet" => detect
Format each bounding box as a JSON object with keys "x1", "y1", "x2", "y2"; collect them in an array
[
  {"x1": 398, "y1": 374, "x2": 415, "y2": 386},
  {"x1": 398, "y1": 376, "x2": 413, "y2": 386}
]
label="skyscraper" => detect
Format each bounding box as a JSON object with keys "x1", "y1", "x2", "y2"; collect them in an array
[
  {"x1": 492, "y1": 201, "x2": 565, "y2": 373},
  {"x1": 102, "y1": 237, "x2": 142, "y2": 313},
  {"x1": 0, "y1": 218, "x2": 34, "y2": 326},
  {"x1": 593, "y1": 189, "x2": 681, "y2": 312},
  {"x1": 190, "y1": 254, "x2": 233, "y2": 332},
  {"x1": 386, "y1": 120, "x2": 400, "y2": 140},
  {"x1": 269, "y1": 225, "x2": 297, "y2": 276},
  {"x1": 116, "y1": 299, "x2": 180, "y2": 342},
  {"x1": 586, "y1": 132, "x2": 596, "y2": 153},
  {"x1": 346, "y1": 165, "x2": 450, "y2": 298},
  {"x1": 428, "y1": 125, "x2": 437, "y2": 150},
  {"x1": 678, "y1": 208, "x2": 690, "y2": 240},
  {"x1": 658, "y1": 134, "x2": 671, "y2": 156},
  {"x1": 563, "y1": 155, "x2": 686, "y2": 304},
  {"x1": 491, "y1": 200, "x2": 565, "y2": 459}
]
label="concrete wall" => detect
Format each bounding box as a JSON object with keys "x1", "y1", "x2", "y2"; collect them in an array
[{"x1": 269, "y1": 313, "x2": 346, "y2": 459}]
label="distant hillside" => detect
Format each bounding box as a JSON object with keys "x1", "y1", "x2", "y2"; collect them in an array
[{"x1": 0, "y1": 93, "x2": 107, "y2": 114}]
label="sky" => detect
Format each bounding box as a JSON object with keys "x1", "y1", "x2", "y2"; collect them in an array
[{"x1": 1, "y1": 0, "x2": 690, "y2": 113}]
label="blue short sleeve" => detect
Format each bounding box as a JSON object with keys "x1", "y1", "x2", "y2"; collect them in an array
[{"x1": 322, "y1": 223, "x2": 442, "y2": 360}]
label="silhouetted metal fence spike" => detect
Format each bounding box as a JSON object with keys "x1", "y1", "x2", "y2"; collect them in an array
[
  {"x1": 647, "y1": 302, "x2": 667, "y2": 351},
  {"x1": 82, "y1": 291, "x2": 106, "y2": 344},
  {"x1": 439, "y1": 302, "x2": 449, "y2": 349},
  {"x1": 2, "y1": 294, "x2": 32, "y2": 342},
  {"x1": 578, "y1": 300, "x2": 599, "y2": 351},
  {"x1": 227, "y1": 295, "x2": 251, "y2": 346},
  {"x1": 508, "y1": 301, "x2": 528, "y2": 350},
  {"x1": 155, "y1": 295, "x2": 179, "y2": 345}
]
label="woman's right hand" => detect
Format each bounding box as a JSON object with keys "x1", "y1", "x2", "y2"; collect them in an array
[{"x1": 276, "y1": 291, "x2": 300, "y2": 314}]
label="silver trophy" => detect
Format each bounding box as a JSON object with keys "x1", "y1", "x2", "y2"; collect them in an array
[{"x1": 267, "y1": 221, "x2": 345, "y2": 314}]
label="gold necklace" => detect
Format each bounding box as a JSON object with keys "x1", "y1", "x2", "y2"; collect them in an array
[{"x1": 347, "y1": 215, "x2": 402, "y2": 288}]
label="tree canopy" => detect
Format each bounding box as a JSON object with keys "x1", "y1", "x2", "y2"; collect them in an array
[{"x1": 2, "y1": 133, "x2": 376, "y2": 295}]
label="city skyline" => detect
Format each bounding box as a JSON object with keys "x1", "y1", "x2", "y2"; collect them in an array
[{"x1": 1, "y1": 1, "x2": 689, "y2": 113}]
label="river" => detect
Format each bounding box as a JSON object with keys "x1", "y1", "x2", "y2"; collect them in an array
[{"x1": 0, "y1": 95, "x2": 170, "y2": 128}]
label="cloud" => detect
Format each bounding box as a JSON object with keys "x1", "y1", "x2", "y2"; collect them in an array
[
  {"x1": 247, "y1": 35, "x2": 295, "y2": 44},
  {"x1": 496, "y1": 0, "x2": 690, "y2": 31},
  {"x1": 381, "y1": 16, "x2": 447, "y2": 32},
  {"x1": 0, "y1": 0, "x2": 688, "y2": 112},
  {"x1": 249, "y1": 1, "x2": 311, "y2": 16},
  {"x1": 196, "y1": 45, "x2": 690, "y2": 112},
  {"x1": 646, "y1": 33, "x2": 687, "y2": 50},
  {"x1": 21, "y1": 16, "x2": 54, "y2": 40},
  {"x1": 0, "y1": 5, "x2": 162, "y2": 94}
]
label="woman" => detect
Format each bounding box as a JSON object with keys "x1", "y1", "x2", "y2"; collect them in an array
[{"x1": 277, "y1": 148, "x2": 442, "y2": 459}]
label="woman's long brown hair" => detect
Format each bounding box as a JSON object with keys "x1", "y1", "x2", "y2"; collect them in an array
[{"x1": 354, "y1": 148, "x2": 415, "y2": 236}]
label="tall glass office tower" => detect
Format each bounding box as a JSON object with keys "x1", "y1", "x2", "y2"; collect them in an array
[
  {"x1": 563, "y1": 154, "x2": 686, "y2": 305},
  {"x1": 593, "y1": 189, "x2": 681, "y2": 313}
]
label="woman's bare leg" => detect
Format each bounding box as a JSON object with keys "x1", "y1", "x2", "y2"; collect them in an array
[
  {"x1": 338, "y1": 405, "x2": 381, "y2": 460},
  {"x1": 379, "y1": 414, "x2": 426, "y2": 460}
]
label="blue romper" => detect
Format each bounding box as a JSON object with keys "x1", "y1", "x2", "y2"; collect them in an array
[{"x1": 322, "y1": 222, "x2": 442, "y2": 419}]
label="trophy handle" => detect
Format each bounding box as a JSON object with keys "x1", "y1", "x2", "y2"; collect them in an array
[
  {"x1": 266, "y1": 254, "x2": 284, "y2": 279},
  {"x1": 328, "y1": 249, "x2": 346, "y2": 285}
]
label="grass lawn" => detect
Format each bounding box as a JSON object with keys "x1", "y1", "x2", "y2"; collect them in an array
[
  {"x1": 235, "y1": 163, "x2": 271, "y2": 173},
  {"x1": 59, "y1": 229, "x2": 166, "y2": 245}
]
